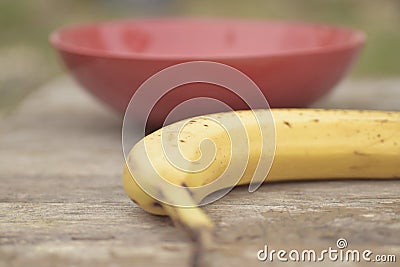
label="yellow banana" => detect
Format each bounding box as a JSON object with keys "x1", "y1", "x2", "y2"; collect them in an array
[{"x1": 123, "y1": 108, "x2": 400, "y2": 266}]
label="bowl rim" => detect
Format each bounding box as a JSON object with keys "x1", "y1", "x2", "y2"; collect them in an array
[{"x1": 49, "y1": 17, "x2": 366, "y2": 60}]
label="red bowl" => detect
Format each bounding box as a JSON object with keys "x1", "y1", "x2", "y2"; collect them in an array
[{"x1": 50, "y1": 18, "x2": 365, "y2": 126}]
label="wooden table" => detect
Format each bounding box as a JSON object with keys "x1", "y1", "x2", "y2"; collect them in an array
[{"x1": 1, "y1": 77, "x2": 399, "y2": 267}]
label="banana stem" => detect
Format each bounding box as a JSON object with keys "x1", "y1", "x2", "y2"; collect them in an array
[
  {"x1": 190, "y1": 228, "x2": 213, "y2": 267},
  {"x1": 162, "y1": 204, "x2": 214, "y2": 267}
]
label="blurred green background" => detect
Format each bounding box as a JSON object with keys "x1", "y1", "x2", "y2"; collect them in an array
[{"x1": 1, "y1": 0, "x2": 399, "y2": 115}]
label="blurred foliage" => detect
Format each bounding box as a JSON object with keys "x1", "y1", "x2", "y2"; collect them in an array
[
  {"x1": 178, "y1": 0, "x2": 400, "y2": 76},
  {"x1": 0, "y1": 0, "x2": 399, "y2": 114},
  {"x1": 0, "y1": 0, "x2": 399, "y2": 77}
]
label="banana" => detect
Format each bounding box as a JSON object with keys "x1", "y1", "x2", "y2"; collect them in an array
[{"x1": 123, "y1": 108, "x2": 400, "y2": 266}]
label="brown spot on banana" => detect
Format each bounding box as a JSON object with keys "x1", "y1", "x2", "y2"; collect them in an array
[
  {"x1": 153, "y1": 202, "x2": 163, "y2": 208},
  {"x1": 353, "y1": 150, "x2": 370, "y2": 156},
  {"x1": 376, "y1": 119, "x2": 389, "y2": 123},
  {"x1": 181, "y1": 182, "x2": 195, "y2": 197},
  {"x1": 283, "y1": 121, "x2": 292, "y2": 128}
]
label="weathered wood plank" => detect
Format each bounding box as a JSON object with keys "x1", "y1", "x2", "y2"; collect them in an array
[{"x1": 0, "y1": 77, "x2": 399, "y2": 267}]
